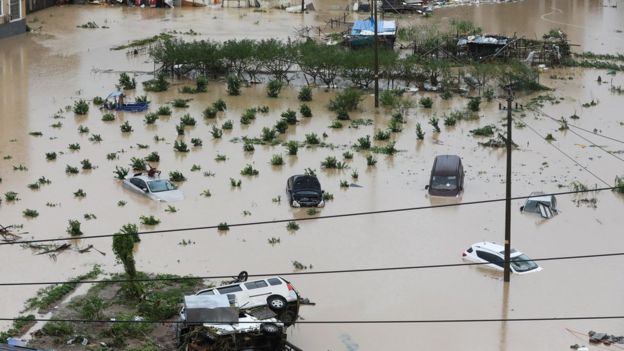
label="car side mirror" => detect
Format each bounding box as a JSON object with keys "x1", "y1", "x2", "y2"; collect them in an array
[
  {"x1": 321, "y1": 190, "x2": 325, "y2": 193},
  {"x1": 519, "y1": 206, "x2": 524, "y2": 212},
  {"x1": 142, "y1": 187, "x2": 148, "y2": 192},
  {"x1": 425, "y1": 185, "x2": 429, "y2": 190}
]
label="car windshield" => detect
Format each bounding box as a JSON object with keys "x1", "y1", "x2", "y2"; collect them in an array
[
  {"x1": 148, "y1": 180, "x2": 176, "y2": 193},
  {"x1": 510, "y1": 254, "x2": 539, "y2": 272},
  {"x1": 431, "y1": 175, "x2": 457, "y2": 190},
  {"x1": 293, "y1": 176, "x2": 320, "y2": 191}
]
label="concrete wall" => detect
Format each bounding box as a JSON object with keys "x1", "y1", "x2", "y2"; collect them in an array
[{"x1": 0, "y1": 0, "x2": 27, "y2": 39}]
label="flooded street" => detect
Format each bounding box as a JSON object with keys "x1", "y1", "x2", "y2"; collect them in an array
[{"x1": 1, "y1": 0, "x2": 624, "y2": 350}]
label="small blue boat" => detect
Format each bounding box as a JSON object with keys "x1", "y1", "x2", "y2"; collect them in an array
[{"x1": 102, "y1": 91, "x2": 150, "y2": 112}]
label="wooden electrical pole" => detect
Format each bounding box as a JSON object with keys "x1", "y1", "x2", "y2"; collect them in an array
[
  {"x1": 503, "y1": 87, "x2": 513, "y2": 283},
  {"x1": 373, "y1": 0, "x2": 379, "y2": 108}
]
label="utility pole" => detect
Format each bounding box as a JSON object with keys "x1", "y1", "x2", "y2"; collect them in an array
[
  {"x1": 373, "y1": 0, "x2": 379, "y2": 108},
  {"x1": 301, "y1": 0, "x2": 304, "y2": 12},
  {"x1": 503, "y1": 86, "x2": 513, "y2": 283}
]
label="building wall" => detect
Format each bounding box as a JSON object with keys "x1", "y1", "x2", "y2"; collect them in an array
[{"x1": 0, "y1": 0, "x2": 27, "y2": 39}]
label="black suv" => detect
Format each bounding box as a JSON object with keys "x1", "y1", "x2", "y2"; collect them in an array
[
  {"x1": 286, "y1": 175, "x2": 325, "y2": 208},
  {"x1": 426, "y1": 155, "x2": 464, "y2": 197}
]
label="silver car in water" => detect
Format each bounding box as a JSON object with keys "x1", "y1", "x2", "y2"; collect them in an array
[{"x1": 122, "y1": 174, "x2": 184, "y2": 202}]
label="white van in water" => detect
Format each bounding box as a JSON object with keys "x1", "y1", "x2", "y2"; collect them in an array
[{"x1": 195, "y1": 276, "x2": 299, "y2": 313}]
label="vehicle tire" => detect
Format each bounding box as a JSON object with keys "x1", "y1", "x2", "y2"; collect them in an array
[
  {"x1": 260, "y1": 322, "x2": 281, "y2": 336},
  {"x1": 237, "y1": 271, "x2": 249, "y2": 282},
  {"x1": 266, "y1": 295, "x2": 287, "y2": 312}
]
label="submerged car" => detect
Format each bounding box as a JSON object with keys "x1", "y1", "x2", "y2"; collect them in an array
[
  {"x1": 521, "y1": 192, "x2": 558, "y2": 219},
  {"x1": 286, "y1": 175, "x2": 325, "y2": 208},
  {"x1": 426, "y1": 155, "x2": 464, "y2": 197},
  {"x1": 122, "y1": 173, "x2": 184, "y2": 202},
  {"x1": 462, "y1": 242, "x2": 542, "y2": 275}
]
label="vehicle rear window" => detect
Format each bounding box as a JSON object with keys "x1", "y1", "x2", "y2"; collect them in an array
[
  {"x1": 244, "y1": 280, "x2": 268, "y2": 290},
  {"x1": 267, "y1": 278, "x2": 282, "y2": 286},
  {"x1": 197, "y1": 289, "x2": 214, "y2": 295},
  {"x1": 217, "y1": 285, "x2": 243, "y2": 294}
]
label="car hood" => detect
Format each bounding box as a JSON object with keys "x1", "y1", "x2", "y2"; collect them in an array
[{"x1": 152, "y1": 190, "x2": 184, "y2": 202}]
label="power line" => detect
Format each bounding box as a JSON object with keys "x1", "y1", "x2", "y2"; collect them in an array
[
  {"x1": 1, "y1": 315, "x2": 623, "y2": 325},
  {"x1": 1, "y1": 187, "x2": 617, "y2": 247},
  {"x1": 536, "y1": 108, "x2": 624, "y2": 145},
  {"x1": 537, "y1": 110, "x2": 624, "y2": 163},
  {"x1": 521, "y1": 120, "x2": 611, "y2": 186},
  {"x1": 1, "y1": 251, "x2": 622, "y2": 287}
]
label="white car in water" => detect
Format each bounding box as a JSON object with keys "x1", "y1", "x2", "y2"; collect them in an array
[
  {"x1": 122, "y1": 174, "x2": 184, "y2": 202},
  {"x1": 461, "y1": 241, "x2": 542, "y2": 275}
]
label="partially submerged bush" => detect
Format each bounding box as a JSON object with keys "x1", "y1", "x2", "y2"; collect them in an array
[
  {"x1": 329, "y1": 88, "x2": 363, "y2": 112},
  {"x1": 270, "y1": 154, "x2": 284, "y2": 166},
  {"x1": 374, "y1": 129, "x2": 391, "y2": 141},
  {"x1": 130, "y1": 157, "x2": 147, "y2": 171},
  {"x1": 429, "y1": 116, "x2": 440, "y2": 133},
  {"x1": 120, "y1": 121, "x2": 133, "y2": 133},
  {"x1": 240, "y1": 164, "x2": 259, "y2": 176},
  {"x1": 420, "y1": 97, "x2": 433, "y2": 108},
  {"x1": 73, "y1": 100, "x2": 89, "y2": 115},
  {"x1": 267, "y1": 79, "x2": 283, "y2": 98},
  {"x1": 470, "y1": 125, "x2": 495, "y2": 137},
  {"x1": 118, "y1": 72, "x2": 136, "y2": 90},
  {"x1": 321, "y1": 156, "x2": 348, "y2": 169},
  {"x1": 227, "y1": 75, "x2": 241, "y2": 96},
  {"x1": 169, "y1": 171, "x2": 186, "y2": 182},
  {"x1": 468, "y1": 97, "x2": 481, "y2": 112},
  {"x1": 140, "y1": 215, "x2": 160, "y2": 226},
  {"x1": 281, "y1": 109, "x2": 298, "y2": 125},
  {"x1": 305, "y1": 133, "x2": 320, "y2": 145},
  {"x1": 357, "y1": 135, "x2": 371, "y2": 149},
  {"x1": 211, "y1": 126, "x2": 223, "y2": 139},
  {"x1": 156, "y1": 105, "x2": 172, "y2": 116},
  {"x1": 67, "y1": 220, "x2": 83, "y2": 236},
  {"x1": 286, "y1": 140, "x2": 298, "y2": 155},
  {"x1": 300, "y1": 103, "x2": 312, "y2": 117},
  {"x1": 143, "y1": 74, "x2": 169, "y2": 92},
  {"x1": 298, "y1": 86, "x2": 312, "y2": 101},
  {"x1": 114, "y1": 166, "x2": 129, "y2": 180},
  {"x1": 173, "y1": 140, "x2": 189, "y2": 152},
  {"x1": 172, "y1": 99, "x2": 189, "y2": 108}
]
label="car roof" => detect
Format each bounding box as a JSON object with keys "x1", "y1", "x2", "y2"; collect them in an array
[
  {"x1": 432, "y1": 155, "x2": 461, "y2": 175},
  {"x1": 470, "y1": 241, "x2": 521, "y2": 257},
  {"x1": 196, "y1": 276, "x2": 284, "y2": 294},
  {"x1": 130, "y1": 174, "x2": 165, "y2": 182}
]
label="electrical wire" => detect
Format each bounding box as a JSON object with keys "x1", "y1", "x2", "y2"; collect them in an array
[
  {"x1": 521, "y1": 120, "x2": 611, "y2": 186},
  {"x1": 1, "y1": 251, "x2": 622, "y2": 287},
  {"x1": 0, "y1": 187, "x2": 617, "y2": 247},
  {"x1": 537, "y1": 109, "x2": 624, "y2": 163},
  {"x1": 536, "y1": 108, "x2": 624, "y2": 145},
  {"x1": 1, "y1": 315, "x2": 623, "y2": 325}
]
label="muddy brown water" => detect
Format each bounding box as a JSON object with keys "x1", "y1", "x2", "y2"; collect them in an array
[{"x1": 1, "y1": 1, "x2": 624, "y2": 350}]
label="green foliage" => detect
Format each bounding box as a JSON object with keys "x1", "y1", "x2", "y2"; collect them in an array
[
  {"x1": 298, "y1": 86, "x2": 312, "y2": 101},
  {"x1": 78, "y1": 125, "x2": 89, "y2": 134},
  {"x1": 229, "y1": 178, "x2": 241, "y2": 187},
  {"x1": 218, "y1": 222, "x2": 230, "y2": 231},
  {"x1": 79, "y1": 296, "x2": 104, "y2": 320},
  {"x1": 144, "y1": 112, "x2": 159, "y2": 124},
  {"x1": 191, "y1": 138, "x2": 203, "y2": 147},
  {"x1": 300, "y1": 103, "x2": 312, "y2": 117},
  {"x1": 240, "y1": 164, "x2": 259, "y2": 176},
  {"x1": 169, "y1": 171, "x2": 186, "y2": 182},
  {"x1": 215, "y1": 154, "x2": 227, "y2": 161},
  {"x1": 174, "y1": 140, "x2": 189, "y2": 152},
  {"x1": 270, "y1": 154, "x2": 284, "y2": 166},
  {"x1": 468, "y1": 97, "x2": 481, "y2": 112},
  {"x1": 429, "y1": 116, "x2": 440, "y2": 133},
  {"x1": 335, "y1": 108, "x2": 350, "y2": 121},
  {"x1": 190, "y1": 164, "x2": 201, "y2": 172},
  {"x1": 101, "y1": 113, "x2": 115, "y2": 121},
  {"x1": 380, "y1": 89, "x2": 401, "y2": 107},
  {"x1": 73, "y1": 99, "x2": 89, "y2": 115},
  {"x1": 222, "y1": 120, "x2": 233, "y2": 130},
  {"x1": 274, "y1": 120, "x2": 288, "y2": 133},
  {"x1": 45, "y1": 152, "x2": 57, "y2": 161},
  {"x1": 68, "y1": 143, "x2": 81, "y2": 151},
  {"x1": 211, "y1": 126, "x2": 223, "y2": 139},
  {"x1": 321, "y1": 156, "x2": 348, "y2": 169},
  {"x1": 5, "y1": 191, "x2": 19, "y2": 202},
  {"x1": 93, "y1": 96, "x2": 104, "y2": 105},
  {"x1": 545, "y1": 133, "x2": 556, "y2": 141},
  {"x1": 143, "y1": 73, "x2": 169, "y2": 92},
  {"x1": 420, "y1": 97, "x2": 433, "y2": 108},
  {"x1": 227, "y1": 74, "x2": 241, "y2": 96},
  {"x1": 203, "y1": 106, "x2": 217, "y2": 119},
  {"x1": 374, "y1": 129, "x2": 391, "y2": 141},
  {"x1": 213, "y1": 98, "x2": 227, "y2": 111},
  {"x1": 74, "y1": 189, "x2": 86, "y2": 198},
  {"x1": 23, "y1": 209, "x2": 39, "y2": 218},
  {"x1": 343, "y1": 151, "x2": 353, "y2": 159},
  {"x1": 243, "y1": 142, "x2": 255, "y2": 152},
  {"x1": 240, "y1": 108, "x2": 257, "y2": 124},
  {"x1": 366, "y1": 154, "x2": 377, "y2": 166},
  {"x1": 267, "y1": 79, "x2": 283, "y2": 98},
  {"x1": 81, "y1": 159, "x2": 94, "y2": 170},
  {"x1": 66, "y1": 220, "x2": 83, "y2": 236},
  {"x1": 113, "y1": 166, "x2": 130, "y2": 180},
  {"x1": 281, "y1": 109, "x2": 298, "y2": 124},
  {"x1": 172, "y1": 98, "x2": 189, "y2": 108},
  {"x1": 156, "y1": 105, "x2": 172, "y2": 115},
  {"x1": 329, "y1": 120, "x2": 343, "y2": 129},
  {"x1": 112, "y1": 224, "x2": 142, "y2": 297},
  {"x1": 470, "y1": 125, "x2": 495, "y2": 137},
  {"x1": 305, "y1": 133, "x2": 320, "y2": 145},
  {"x1": 120, "y1": 121, "x2": 133, "y2": 133},
  {"x1": 195, "y1": 76, "x2": 208, "y2": 92},
  {"x1": 65, "y1": 165, "x2": 79, "y2": 174},
  {"x1": 42, "y1": 322, "x2": 74, "y2": 336},
  {"x1": 357, "y1": 135, "x2": 371, "y2": 149},
  {"x1": 180, "y1": 113, "x2": 196, "y2": 126},
  {"x1": 286, "y1": 140, "x2": 298, "y2": 155},
  {"x1": 483, "y1": 88, "x2": 495, "y2": 101},
  {"x1": 119, "y1": 72, "x2": 136, "y2": 90},
  {"x1": 340, "y1": 180, "x2": 349, "y2": 188},
  {"x1": 614, "y1": 176, "x2": 624, "y2": 193},
  {"x1": 130, "y1": 157, "x2": 147, "y2": 171},
  {"x1": 286, "y1": 221, "x2": 299, "y2": 231},
  {"x1": 89, "y1": 134, "x2": 102, "y2": 142},
  {"x1": 145, "y1": 152, "x2": 160, "y2": 162},
  {"x1": 140, "y1": 215, "x2": 161, "y2": 226},
  {"x1": 329, "y1": 88, "x2": 363, "y2": 112}
]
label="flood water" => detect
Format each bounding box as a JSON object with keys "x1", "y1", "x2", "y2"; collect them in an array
[{"x1": 1, "y1": 1, "x2": 624, "y2": 350}]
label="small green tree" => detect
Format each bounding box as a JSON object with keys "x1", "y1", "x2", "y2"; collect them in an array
[
  {"x1": 112, "y1": 224, "x2": 142, "y2": 298},
  {"x1": 227, "y1": 75, "x2": 241, "y2": 96}
]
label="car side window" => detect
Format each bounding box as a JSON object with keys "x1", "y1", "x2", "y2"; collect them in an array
[
  {"x1": 244, "y1": 280, "x2": 268, "y2": 290},
  {"x1": 267, "y1": 278, "x2": 282, "y2": 286},
  {"x1": 217, "y1": 285, "x2": 243, "y2": 294},
  {"x1": 197, "y1": 289, "x2": 215, "y2": 295},
  {"x1": 131, "y1": 178, "x2": 147, "y2": 189},
  {"x1": 476, "y1": 251, "x2": 504, "y2": 267}
]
